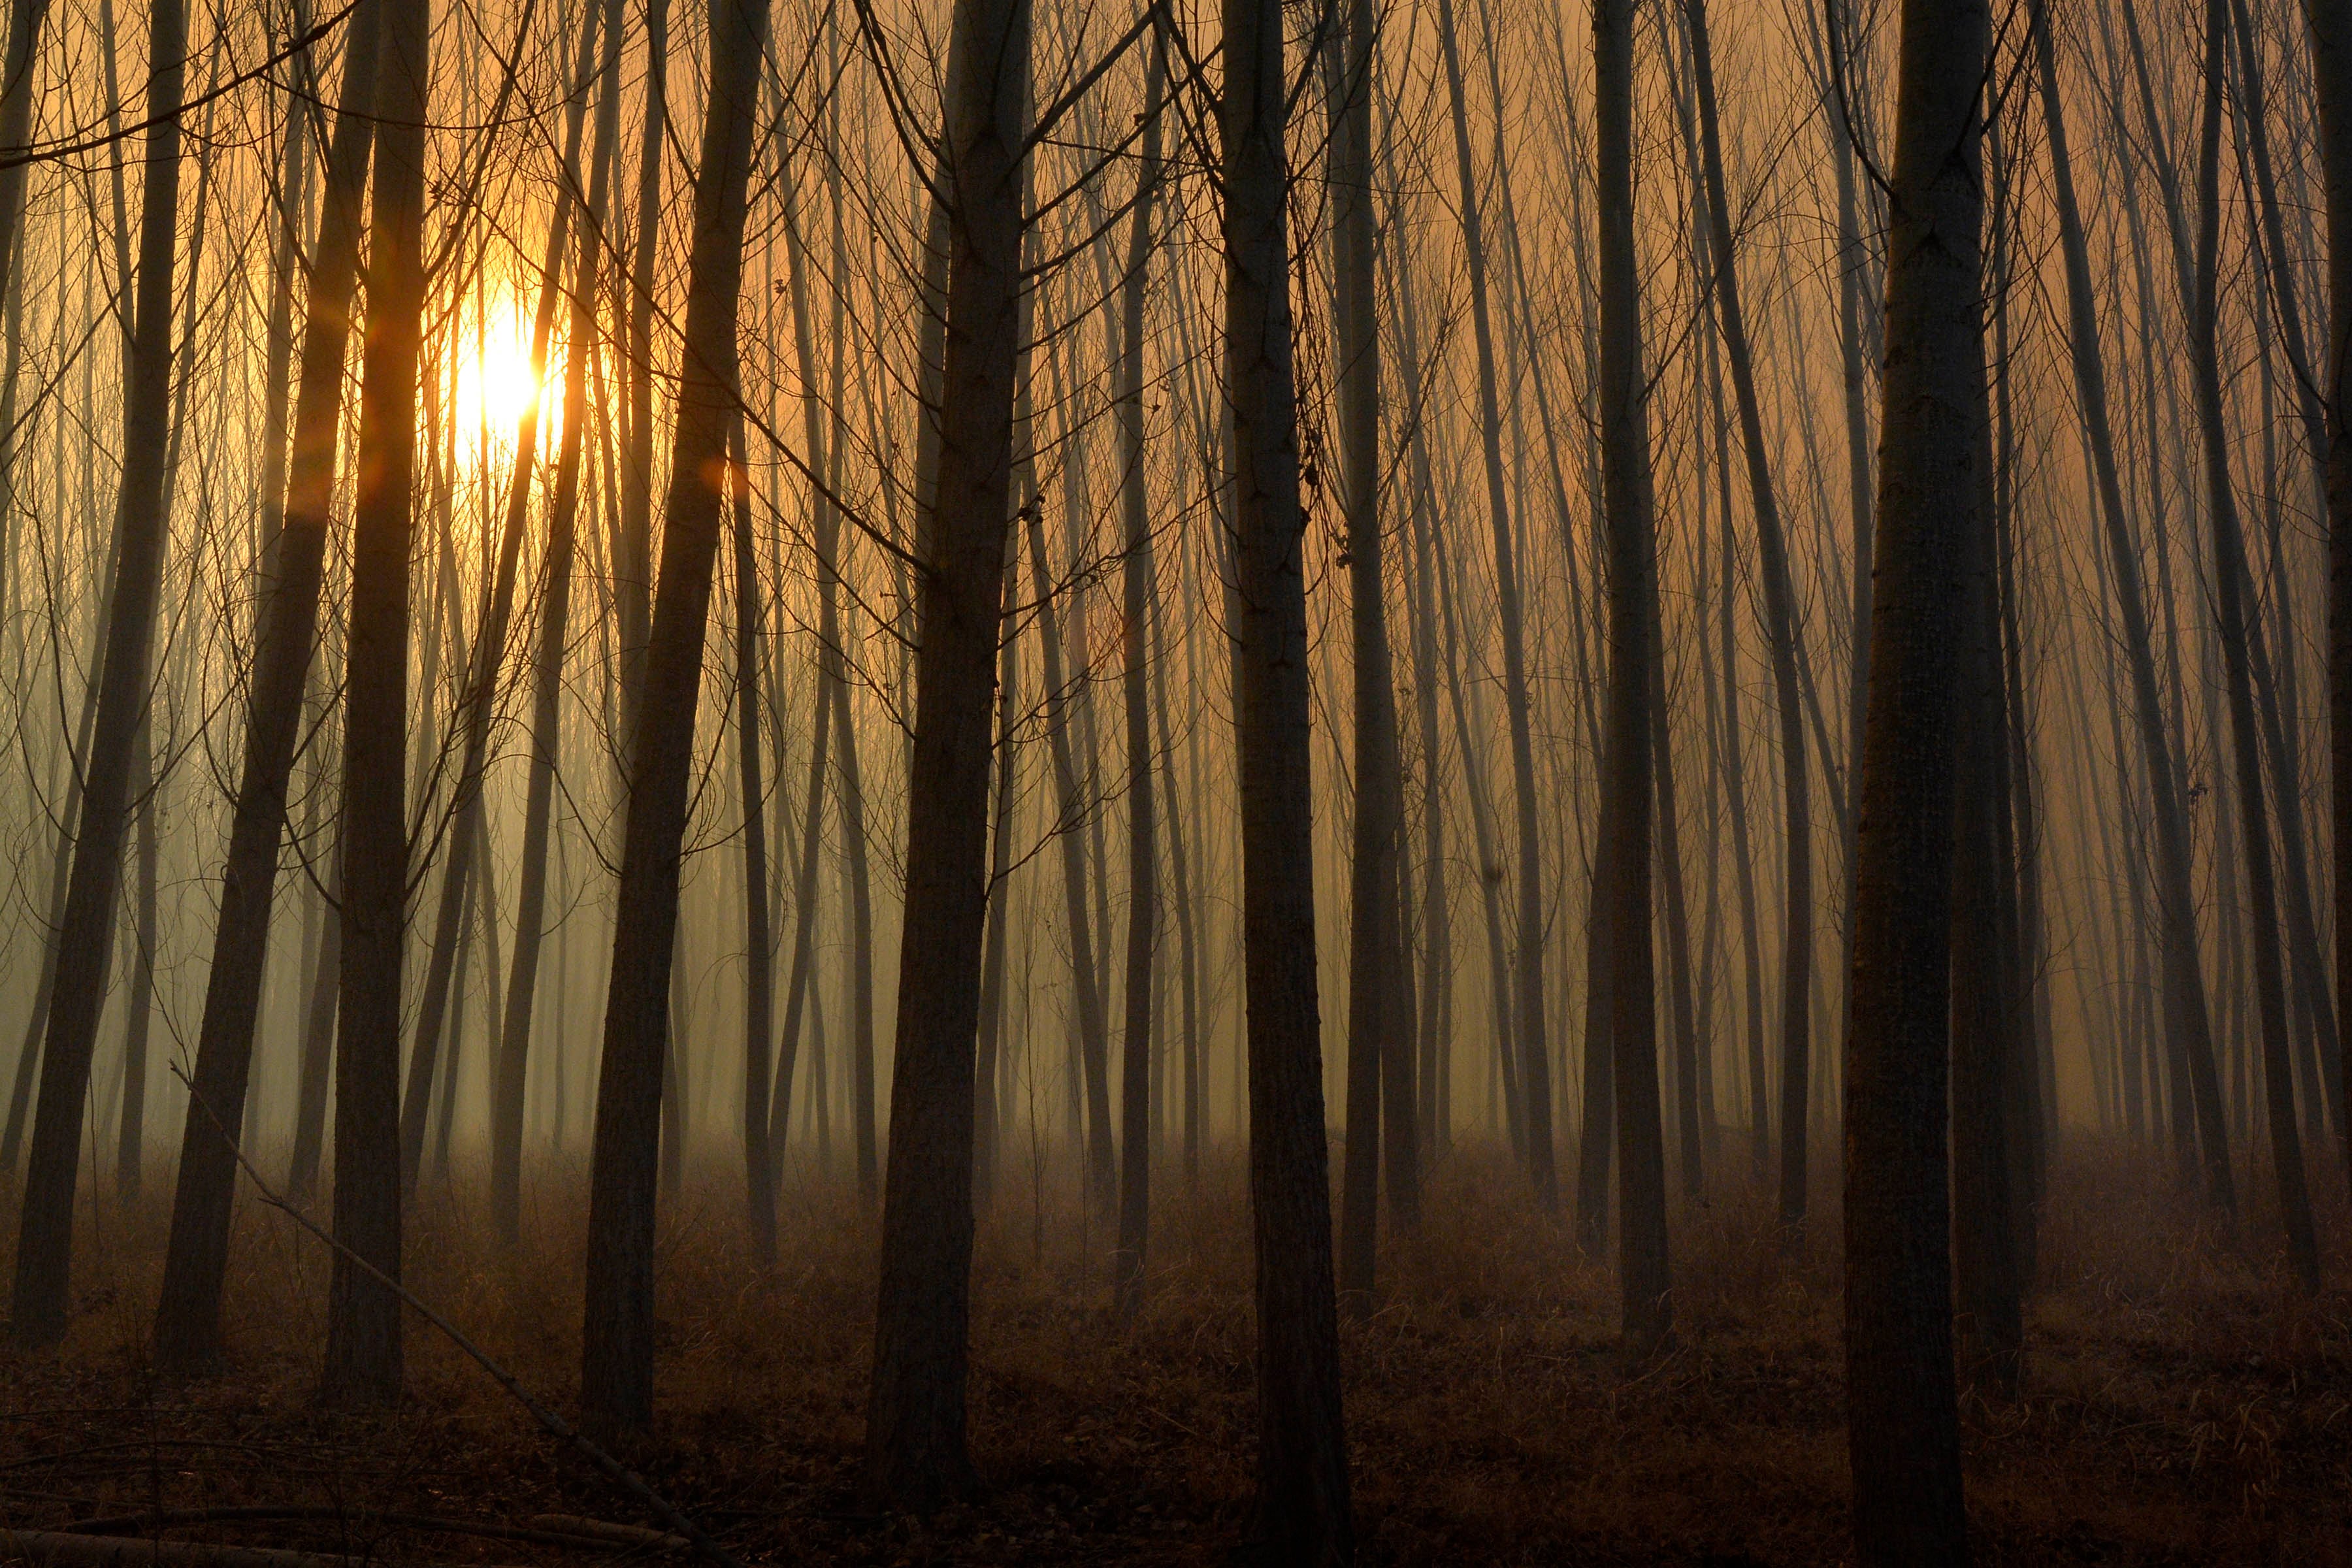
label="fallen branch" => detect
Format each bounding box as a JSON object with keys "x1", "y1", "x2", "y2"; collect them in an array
[
  {"x1": 0, "y1": 1527, "x2": 478, "y2": 1568},
  {"x1": 57, "y1": 1508, "x2": 672, "y2": 1555},
  {"x1": 172, "y1": 1071, "x2": 746, "y2": 1568}
]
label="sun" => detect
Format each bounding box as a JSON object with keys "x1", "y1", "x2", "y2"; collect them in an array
[{"x1": 455, "y1": 304, "x2": 555, "y2": 440}]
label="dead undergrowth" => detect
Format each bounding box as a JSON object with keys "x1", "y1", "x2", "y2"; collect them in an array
[{"x1": 2, "y1": 1138, "x2": 2347, "y2": 1564}]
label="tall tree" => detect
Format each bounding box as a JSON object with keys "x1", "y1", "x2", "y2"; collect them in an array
[
  {"x1": 1222, "y1": 0, "x2": 1351, "y2": 1543},
  {"x1": 1687, "y1": 0, "x2": 1812, "y2": 1238},
  {"x1": 1840, "y1": 0, "x2": 1987, "y2": 1555},
  {"x1": 580, "y1": 0, "x2": 770, "y2": 1433},
  {"x1": 2033, "y1": 0, "x2": 2232, "y2": 1211},
  {"x1": 321, "y1": 0, "x2": 429, "y2": 1409},
  {"x1": 152, "y1": 0, "x2": 382, "y2": 1373},
  {"x1": 1593, "y1": 0, "x2": 1670, "y2": 1356},
  {"x1": 860, "y1": 0, "x2": 1032, "y2": 1502},
  {"x1": 2310, "y1": 0, "x2": 2352, "y2": 1198},
  {"x1": 8, "y1": 0, "x2": 185, "y2": 1349},
  {"x1": 2187, "y1": 0, "x2": 2319, "y2": 1292},
  {"x1": 1114, "y1": 32, "x2": 1168, "y2": 1319}
]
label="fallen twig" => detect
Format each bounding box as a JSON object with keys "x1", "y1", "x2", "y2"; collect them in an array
[{"x1": 57, "y1": 1508, "x2": 671, "y2": 1556}]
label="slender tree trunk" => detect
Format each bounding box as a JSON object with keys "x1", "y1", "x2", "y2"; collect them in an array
[
  {"x1": 2312, "y1": 0, "x2": 2352, "y2": 1201},
  {"x1": 617, "y1": 0, "x2": 667, "y2": 749},
  {"x1": 580, "y1": 0, "x2": 768, "y2": 1431},
  {"x1": 320, "y1": 0, "x2": 428, "y2": 1408},
  {"x1": 152, "y1": 0, "x2": 382, "y2": 1371},
  {"x1": 1840, "y1": 0, "x2": 1986, "y2": 1554},
  {"x1": 0, "y1": 0, "x2": 51, "y2": 318},
  {"x1": 2188, "y1": 0, "x2": 2319, "y2": 1292},
  {"x1": 9, "y1": 0, "x2": 185, "y2": 1349},
  {"x1": 1433, "y1": 0, "x2": 1554, "y2": 1209},
  {"x1": 1687, "y1": 0, "x2": 1810, "y2": 1234},
  {"x1": 1113, "y1": 34, "x2": 1168, "y2": 1318},
  {"x1": 1026, "y1": 498, "x2": 1116, "y2": 1201},
  {"x1": 2033, "y1": 0, "x2": 2233, "y2": 1211},
  {"x1": 401, "y1": 0, "x2": 600, "y2": 1192},
  {"x1": 861, "y1": 0, "x2": 1030, "y2": 1499},
  {"x1": 115, "y1": 721, "x2": 158, "y2": 1205},
  {"x1": 1593, "y1": 0, "x2": 1670, "y2": 1357},
  {"x1": 1222, "y1": 0, "x2": 1351, "y2": 1542}
]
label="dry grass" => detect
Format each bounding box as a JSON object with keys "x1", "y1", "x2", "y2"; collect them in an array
[{"x1": 2, "y1": 1137, "x2": 2349, "y2": 1564}]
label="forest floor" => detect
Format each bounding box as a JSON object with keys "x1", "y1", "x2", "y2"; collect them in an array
[{"x1": 1, "y1": 1138, "x2": 2349, "y2": 1565}]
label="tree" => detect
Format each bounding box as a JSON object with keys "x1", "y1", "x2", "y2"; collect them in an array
[
  {"x1": 1840, "y1": 0, "x2": 1987, "y2": 1555},
  {"x1": 2186, "y1": 0, "x2": 2319, "y2": 1292},
  {"x1": 2310, "y1": 0, "x2": 2352, "y2": 1202},
  {"x1": 1114, "y1": 31, "x2": 1169, "y2": 1320},
  {"x1": 1686, "y1": 0, "x2": 1812, "y2": 1240},
  {"x1": 860, "y1": 0, "x2": 1033, "y2": 1502},
  {"x1": 8, "y1": 0, "x2": 184, "y2": 1350},
  {"x1": 580, "y1": 0, "x2": 770, "y2": 1433},
  {"x1": 152, "y1": 0, "x2": 382, "y2": 1374},
  {"x1": 321, "y1": 0, "x2": 429, "y2": 1409},
  {"x1": 1593, "y1": 0, "x2": 1670, "y2": 1358},
  {"x1": 1221, "y1": 0, "x2": 1351, "y2": 1543}
]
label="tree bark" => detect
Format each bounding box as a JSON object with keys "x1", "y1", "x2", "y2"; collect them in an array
[
  {"x1": 580, "y1": 0, "x2": 768, "y2": 1432},
  {"x1": 1221, "y1": 0, "x2": 1352, "y2": 1543},
  {"x1": 1113, "y1": 33, "x2": 1168, "y2": 1320},
  {"x1": 320, "y1": 0, "x2": 428, "y2": 1409},
  {"x1": 1593, "y1": 0, "x2": 1670, "y2": 1358},
  {"x1": 2187, "y1": 0, "x2": 2319, "y2": 1292},
  {"x1": 1840, "y1": 0, "x2": 1985, "y2": 1554},
  {"x1": 2312, "y1": 0, "x2": 2352, "y2": 1203},
  {"x1": 9, "y1": 0, "x2": 185, "y2": 1350},
  {"x1": 860, "y1": 0, "x2": 1030, "y2": 1504},
  {"x1": 152, "y1": 0, "x2": 382, "y2": 1372},
  {"x1": 493, "y1": 0, "x2": 625, "y2": 1246}
]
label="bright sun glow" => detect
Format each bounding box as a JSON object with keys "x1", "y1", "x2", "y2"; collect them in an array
[{"x1": 455, "y1": 306, "x2": 556, "y2": 440}]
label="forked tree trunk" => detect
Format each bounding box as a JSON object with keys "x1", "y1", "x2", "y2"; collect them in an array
[
  {"x1": 1840, "y1": 0, "x2": 1985, "y2": 1556},
  {"x1": 8, "y1": 0, "x2": 185, "y2": 1350},
  {"x1": 321, "y1": 0, "x2": 429, "y2": 1409},
  {"x1": 580, "y1": 0, "x2": 768, "y2": 1433},
  {"x1": 152, "y1": 0, "x2": 382, "y2": 1372},
  {"x1": 861, "y1": 0, "x2": 1030, "y2": 1505},
  {"x1": 1222, "y1": 0, "x2": 1352, "y2": 1543}
]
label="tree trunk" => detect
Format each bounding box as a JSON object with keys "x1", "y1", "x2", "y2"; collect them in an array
[
  {"x1": 2311, "y1": 0, "x2": 2352, "y2": 1203},
  {"x1": 1687, "y1": 0, "x2": 1811, "y2": 1235},
  {"x1": 860, "y1": 0, "x2": 1030, "y2": 1500},
  {"x1": 2187, "y1": 0, "x2": 2319, "y2": 1292},
  {"x1": 493, "y1": 0, "x2": 624, "y2": 1246},
  {"x1": 579, "y1": 0, "x2": 768, "y2": 1432},
  {"x1": 320, "y1": 0, "x2": 427, "y2": 1409},
  {"x1": 1840, "y1": 0, "x2": 1985, "y2": 1554},
  {"x1": 1433, "y1": 0, "x2": 1553, "y2": 1209},
  {"x1": 1593, "y1": 0, "x2": 1670, "y2": 1358},
  {"x1": 152, "y1": 0, "x2": 382, "y2": 1372},
  {"x1": 9, "y1": 0, "x2": 185, "y2": 1350},
  {"x1": 400, "y1": 0, "x2": 602, "y2": 1194},
  {"x1": 1113, "y1": 33, "x2": 1168, "y2": 1319},
  {"x1": 1220, "y1": 0, "x2": 1352, "y2": 1548}
]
